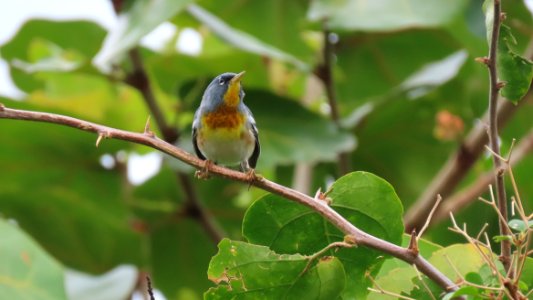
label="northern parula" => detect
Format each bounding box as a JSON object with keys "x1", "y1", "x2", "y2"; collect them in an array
[{"x1": 192, "y1": 71, "x2": 260, "y2": 179}]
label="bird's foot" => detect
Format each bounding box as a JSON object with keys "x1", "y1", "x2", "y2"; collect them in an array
[
  {"x1": 195, "y1": 160, "x2": 214, "y2": 179},
  {"x1": 244, "y1": 168, "x2": 262, "y2": 185}
]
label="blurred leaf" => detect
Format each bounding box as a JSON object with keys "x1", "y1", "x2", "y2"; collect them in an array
[
  {"x1": 187, "y1": 4, "x2": 309, "y2": 71},
  {"x1": 243, "y1": 172, "x2": 403, "y2": 299},
  {"x1": 11, "y1": 39, "x2": 84, "y2": 73},
  {"x1": 508, "y1": 219, "x2": 533, "y2": 232},
  {"x1": 308, "y1": 0, "x2": 468, "y2": 31},
  {"x1": 0, "y1": 20, "x2": 106, "y2": 92},
  {"x1": 65, "y1": 265, "x2": 137, "y2": 300},
  {"x1": 372, "y1": 244, "x2": 489, "y2": 299},
  {"x1": 496, "y1": 25, "x2": 533, "y2": 103},
  {"x1": 400, "y1": 50, "x2": 468, "y2": 99},
  {"x1": 492, "y1": 235, "x2": 513, "y2": 242},
  {"x1": 205, "y1": 239, "x2": 345, "y2": 299},
  {"x1": 483, "y1": 1, "x2": 533, "y2": 103},
  {"x1": 464, "y1": 272, "x2": 483, "y2": 285},
  {"x1": 442, "y1": 286, "x2": 480, "y2": 300},
  {"x1": 521, "y1": 257, "x2": 533, "y2": 291},
  {"x1": 246, "y1": 90, "x2": 356, "y2": 168},
  {"x1": 334, "y1": 29, "x2": 461, "y2": 114},
  {"x1": 151, "y1": 221, "x2": 215, "y2": 300},
  {"x1": 0, "y1": 100, "x2": 144, "y2": 273},
  {"x1": 95, "y1": 0, "x2": 192, "y2": 67},
  {"x1": 428, "y1": 244, "x2": 490, "y2": 280},
  {"x1": 0, "y1": 219, "x2": 66, "y2": 300}
]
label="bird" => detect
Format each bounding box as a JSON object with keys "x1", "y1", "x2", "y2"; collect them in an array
[{"x1": 192, "y1": 71, "x2": 260, "y2": 181}]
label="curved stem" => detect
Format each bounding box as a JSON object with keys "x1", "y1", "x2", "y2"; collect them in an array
[{"x1": 0, "y1": 104, "x2": 457, "y2": 292}]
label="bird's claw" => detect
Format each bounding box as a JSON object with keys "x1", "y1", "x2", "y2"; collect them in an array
[
  {"x1": 244, "y1": 169, "x2": 262, "y2": 184},
  {"x1": 195, "y1": 160, "x2": 213, "y2": 179}
]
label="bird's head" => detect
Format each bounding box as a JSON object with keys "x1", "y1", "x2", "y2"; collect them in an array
[{"x1": 203, "y1": 71, "x2": 246, "y2": 109}]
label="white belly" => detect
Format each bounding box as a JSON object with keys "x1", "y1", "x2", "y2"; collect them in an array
[{"x1": 199, "y1": 129, "x2": 254, "y2": 166}]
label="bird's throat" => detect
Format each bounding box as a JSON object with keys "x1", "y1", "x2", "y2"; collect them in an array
[{"x1": 223, "y1": 82, "x2": 240, "y2": 107}]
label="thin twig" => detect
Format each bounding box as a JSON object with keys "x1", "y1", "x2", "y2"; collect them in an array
[
  {"x1": 318, "y1": 25, "x2": 351, "y2": 175},
  {"x1": 0, "y1": 105, "x2": 459, "y2": 293},
  {"x1": 417, "y1": 195, "x2": 442, "y2": 239}
]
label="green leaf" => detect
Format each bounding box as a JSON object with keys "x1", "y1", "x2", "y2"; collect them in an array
[
  {"x1": 243, "y1": 172, "x2": 404, "y2": 298},
  {"x1": 187, "y1": 4, "x2": 309, "y2": 71},
  {"x1": 0, "y1": 100, "x2": 144, "y2": 273},
  {"x1": 483, "y1": 1, "x2": 533, "y2": 103},
  {"x1": 95, "y1": 0, "x2": 193, "y2": 66},
  {"x1": 520, "y1": 257, "x2": 533, "y2": 290},
  {"x1": 371, "y1": 244, "x2": 489, "y2": 298},
  {"x1": 181, "y1": 0, "x2": 313, "y2": 59},
  {"x1": 205, "y1": 239, "x2": 346, "y2": 299},
  {"x1": 246, "y1": 90, "x2": 356, "y2": 168},
  {"x1": 399, "y1": 50, "x2": 468, "y2": 99},
  {"x1": 152, "y1": 222, "x2": 215, "y2": 300},
  {"x1": 497, "y1": 25, "x2": 533, "y2": 103},
  {"x1": 307, "y1": 0, "x2": 468, "y2": 32},
  {"x1": 492, "y1": 235, "x2": 513, "y2": 242},
  {"x1": 11, "y1": 39, "x2": 85, "y2": 74},
  {"x1": 0, "y1": 219, "x2": 67, "y2": 300},
  {"x1": 508, "y1": 219, "x2": 533, "y2": 232},
  {"x1": 0, "y1": 20, "x2": 106, "y2": 92},
  {"x1": 442, "y1": 286, "x2": 480, "y2": 300}
]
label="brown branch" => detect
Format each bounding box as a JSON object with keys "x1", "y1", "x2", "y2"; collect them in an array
[
  {"x1": 317, "y1": 27, "x2": 351, "y2": 175},
  {"x1": 486, "y1": 0, "x2": 511, "y2": 272},
  {"x1": 431, "y1": 130, "x2": 533, "y2": 225},
  {"x1": 0, "y1": 104, "x2": 458, "y2": 293}
]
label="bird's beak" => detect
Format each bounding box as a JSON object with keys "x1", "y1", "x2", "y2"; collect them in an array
[{"x1": 230, "y1": 71, "x2": 246, "y2": 86}]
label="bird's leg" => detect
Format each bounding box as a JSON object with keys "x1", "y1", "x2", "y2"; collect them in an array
[
  {"x1": 241, "y1": 161, "x2": 262, "y2": 185},
  {"x1": 195, "y1": 159, "x2": 214, "y2": 179}
]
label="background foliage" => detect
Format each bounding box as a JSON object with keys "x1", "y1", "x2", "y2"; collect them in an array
[{"x1": 0, "y1": 0, "x2": 532, "y2": 299}]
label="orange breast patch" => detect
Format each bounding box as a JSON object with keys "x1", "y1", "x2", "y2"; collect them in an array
[{"x1": 202, "y1": 105, "x2": 245, "y2": 129}]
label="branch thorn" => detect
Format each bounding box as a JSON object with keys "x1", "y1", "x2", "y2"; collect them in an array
[
  {"x1": 314, "y1": 188, "x2": 332, "y2": 205},
  {"x1": 408, "y1": 229, "x2": 419, "y2": 256},
  {"x1": 144, "y1": 115, "x2": 155, "y2": 137},
  {"x1": 344, "y1": 234, "x2": 357, "y2": 246},
  {"x1": 96, "y1": 132, "x2": 105, "y2": 147},
  {"x1": 496, "y1": 81, "x2": 506, "y2": 90},
  {"x1": 475, "y1": 56, "x2": 490, "y2": 65}
]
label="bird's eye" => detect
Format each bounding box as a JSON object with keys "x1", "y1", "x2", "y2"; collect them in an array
[{"x1": 218, "y1": 78, "x2": 225, "y2": 85}]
